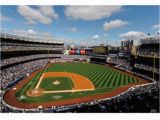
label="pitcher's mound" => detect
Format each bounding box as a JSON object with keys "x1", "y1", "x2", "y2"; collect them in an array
[
  {"x1": 26, "y1": 88, "x2": 43, "y2": 97},
  {"x1": 53, "y1": 80, "x2": 60, "y2": 85}
]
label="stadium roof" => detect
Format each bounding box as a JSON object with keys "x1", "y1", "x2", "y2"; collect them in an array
[{"x1": 0, "y1": 32, "x2": 64, "y2": 44}]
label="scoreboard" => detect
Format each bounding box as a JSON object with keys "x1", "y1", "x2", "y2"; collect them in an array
[{"x1": 93, "y1": 46, "x2": 106, "y2": 54}]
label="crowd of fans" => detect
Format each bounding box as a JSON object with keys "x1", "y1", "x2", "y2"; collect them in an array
[
  {"x1": 61, "y1": 55, "x2": 89, "y2": 61},
  {"x1": 1, "y1": 38, "x2": 64, "y2": 52},
  {"x1": 107, "y1": 58, "x2": 130, "y2": 65},
  {"x1": 137, "y1": 49, "x2": 160, "y2": 58},
  {"x1": 134, "y1": 63, "x2": 159, "y2": 73},
  {"x1": 1, "y1": 54, "x2": 61, "y2": 67},
  {"x1": 107, "y1": 58, "x2": 132, "y2": 71},
  {"x1": 1, "y1": 45, "x2": 63, "y2": 52},
  {"x1": 1, "y1": 54, "x2": 89, "y2": 67},
  {"x1": 1, "y1": 42, "x2": 63, "y2": 48},
  {"x1": 115, "y1": 64, "x2": 132, "y2": 72},
  {"x1": 1, "y1": 59, "x2": 51, "y2": 89}
]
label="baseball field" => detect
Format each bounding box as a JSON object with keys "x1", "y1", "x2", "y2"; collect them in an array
[{"x1": 4, "y1": 62, "x2": 149, "y2": 109}]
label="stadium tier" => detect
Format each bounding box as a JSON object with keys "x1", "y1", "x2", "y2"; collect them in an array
[
  {"x1": 1, "y1": 33, "x2": 64, "y2": 59},
  {"x1": 131, "y1": 36, "x2": 160, "y2": 81}
]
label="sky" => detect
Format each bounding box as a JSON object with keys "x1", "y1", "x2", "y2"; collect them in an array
[{"x1": 0, "y1": 5, "x2": 159, "y2": 46}]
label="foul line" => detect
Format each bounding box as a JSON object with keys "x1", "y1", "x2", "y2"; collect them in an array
[
  {"x1": 35, "y1": 73, "x2": 44, "y2": 89},
  {"x1": 70, "y1": 74, "x2": 77, "y2": 89},
  {"x1": 34, "y1": 64, "x2": 49, "y2": 89},
  {"x1": 43, "y1": 88, "x2": 94, "y2": 94}
]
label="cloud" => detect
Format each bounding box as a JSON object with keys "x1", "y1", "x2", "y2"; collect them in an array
[
  {"x1": 119, "y1": 31, "x2": 145, "y2": 45},
  {"x1": 65, "y1": 6, "x2": 122, "y2": 20},
  {"x1": 0, "y1": 13, "x2": 10, "y2": 21},
  {"x1": 92, "y1": 34, "x2": 99, "y2": 39},
  {"x1": 119, "y1": 31, "x2": 145, "y2": 39},
  {"x1": 103, "y1": 19, "x2": 128, "y2": 31},
  {"x1": 66, "y1": 27, "x2": 77, "y2": 32},
  {"x1": 39, "y1": 6, "x2": 58, "y2": 19},
  {"x1": 13, "y1": 29, "x2": 37, "y2": 36},
  {"x1": 27, "y1": 29, "x2": 37, "y2": 34},
  {"x1": 152, "y1": 24, "x2": 160, "y2": 30},
  {"x1": 17, "y1": 6, "x2": 58, "y2": 25},
  {"x1": 41, "y1": 32, "x2": 52, "y2": 37}
]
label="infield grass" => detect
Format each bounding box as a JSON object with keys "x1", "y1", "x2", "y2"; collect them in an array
[{"x1": 39, "y1": 77, "x2": 74, "y2": 91}]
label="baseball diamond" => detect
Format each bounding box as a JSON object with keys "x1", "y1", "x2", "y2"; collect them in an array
[{"x1": 4, "y1": 62, "x2": 149, "y2": 109}]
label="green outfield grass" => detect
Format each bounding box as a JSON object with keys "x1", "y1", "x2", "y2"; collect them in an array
[
  {"x1": 40, "y1": 77, "x2": 74, "y2": 91},
  {"x1": 15, "y1": 62, "x2": 140, "y2": 103}
]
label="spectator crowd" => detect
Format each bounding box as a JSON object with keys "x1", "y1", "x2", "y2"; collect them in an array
[
  {"x1": 137, "y1": 49, "x2": 160, "y2": 58},
  {"x1": 1, "y1": 59, "x2": 51, "y2": 90},
  {"x1": 1, "y1": 54, "x2": 89, "y2": 67},
  {"x1": 134, "y1": 63, "x2": 159, "y2": 73},
  {"x1": 1, "y1": 45, "x2": 63, "y2": 52},
  {"x1": 1, "y1": 54, "x2": 61, "y2": 67}
]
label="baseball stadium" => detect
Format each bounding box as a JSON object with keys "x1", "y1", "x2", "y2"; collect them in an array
[
  {"x1": 1, "y1": 32, "x2": 159, "y2": 113},
  {"x1": 1, "y1": 6, "x2": 159, "y2": 113}
]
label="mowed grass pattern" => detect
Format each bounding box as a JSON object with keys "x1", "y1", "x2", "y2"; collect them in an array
[{"x1": 46, "y1": 63, "x2": 139, "y2": 89}]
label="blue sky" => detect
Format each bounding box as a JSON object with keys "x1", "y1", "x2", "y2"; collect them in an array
[{"x1": 1, "y1": 5, "x2": 159, "y2": 46}]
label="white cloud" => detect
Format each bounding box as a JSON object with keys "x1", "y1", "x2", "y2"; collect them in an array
[
  {"x1": 42, "y1": 32, "x2": 52, "y2": 37},
  {"x1": 13, "y1": 29, "x2": 37, "y2": 36},
  {"x1": 152, "y1": 24, "x2": 160, "y2": 30},
  {"x1": 0, "y1": 13, "x2": 10, "y2": 21},
  {"x1": 92, "y1": 34, "x2": 99, "y2": 39},
  {"x1": 103, "y1": 19, "x2": 128, "y2": 31},
  {"x1": 27, "y1": 29, "x2": 37, "y2": 34},
  {"x1": 66, "y1": 27, "x2": 77, "y2": 32},
  {"x1": 17, "y1": 6, "x2": 58, "y2": 25},
  {"x1": 39, "y1": 6, "x2": 58, "y2": 19},
  {"x1": 65, "y1": 6, "x2": 122, "y2": 20},
  {"x1": 119, "y1": 31, "x2": 145, "y2": 45},
  {"x1": 119, "y1": 31, "x2": 145, "y2": 38}
]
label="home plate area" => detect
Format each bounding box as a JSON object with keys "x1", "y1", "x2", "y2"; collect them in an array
[{"x1": 52, "y1": 95, "x2": 63, "y2": 99}]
